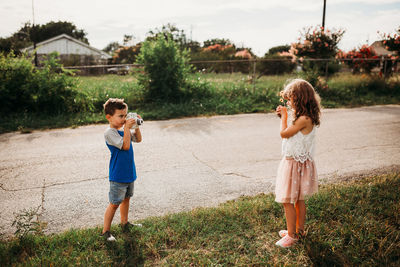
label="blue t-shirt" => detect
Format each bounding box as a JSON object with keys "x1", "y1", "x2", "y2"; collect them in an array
[{"x1": 104, "y1": 128, "x2": 137, "y2": 183}]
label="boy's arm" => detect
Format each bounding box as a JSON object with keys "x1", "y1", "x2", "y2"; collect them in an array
[
  {"x1": 131, "y1": 128, "x2": 142, "y2": 143},
  {"x1": 121, "y1": 118, "x2": 136, "y2": 150},
  {"x1": 121, "y1": 127, "x2": 132, "y2": 150}
]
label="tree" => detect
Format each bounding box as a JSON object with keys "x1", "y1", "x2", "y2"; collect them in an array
[
  {"x1": 0, "y1": 21, "x2": 88, "y2": 54},
  {"x1": 0, "y1": 23, "x2": 32, "y2": 54},
  {"x1": 112, "y1": 43, "x2": 142, "y2": 64},
  {"x1": 146, "y1": 23, "x2": 188, "y2": 50},
  {"x1": 103, "y1": 41, "x2": 121, "y2": 54},
  {"x1": 286, "y1": 26, "x2": 345, "y2": 75},
  {"x1": 30, "y1": 21, "x2": 88, "y2": 44},
  {"x1": 268, "y1": 45, "x2": 291, "y2": 55},
  {"x1": 186, "y1": 40, "x2": 202, "y2": 53},
  {"x1": 203, "y1": 38, "x2": 232, "y2": 47}
]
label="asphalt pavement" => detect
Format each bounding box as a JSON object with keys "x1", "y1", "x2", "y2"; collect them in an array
[{"x1": 0, "y1": 105, "x2": 399, "y2": 237}]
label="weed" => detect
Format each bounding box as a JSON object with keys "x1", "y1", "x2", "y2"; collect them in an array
[{"x1": 12, "y1": 206, "x2": 46, "y2": 239}]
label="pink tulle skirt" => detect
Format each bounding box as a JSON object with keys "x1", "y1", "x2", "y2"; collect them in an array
[{"x1": 275, "y1": 157, "x2": 318, "y2": 204}]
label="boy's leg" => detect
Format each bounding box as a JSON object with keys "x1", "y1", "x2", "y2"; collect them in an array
[
  {"x1": 102, "y1": 203, "x2": 119, "y2": 234},
  {"x1": 120, "y1": 181, "x2": 134, "y2": 226},
  {"x1": 283, "y1": 203, "x2": 297, "y2": 238},
  {"x1": 119, "y1": 197, "x2": 130, "y2": 225},
  {"x1": 295, "y1": 200, "x2": 306, "y2": 234}
]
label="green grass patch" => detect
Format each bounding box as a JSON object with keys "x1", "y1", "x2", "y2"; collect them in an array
[
  {"x1": 1, "y1": 73, "x2": 400, "y2": 134},
  {"x1": 1, "y1": 172, "x2": 399, "y2": 266}
]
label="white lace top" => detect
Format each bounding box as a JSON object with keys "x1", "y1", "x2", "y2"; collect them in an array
[{"x1": 282, "y1": 126, "x2": 316, "y2": 163}]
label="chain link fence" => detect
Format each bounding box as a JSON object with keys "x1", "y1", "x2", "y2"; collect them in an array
[{"x1": 64, "y1": 57, "x2": 399, "y2": 78}]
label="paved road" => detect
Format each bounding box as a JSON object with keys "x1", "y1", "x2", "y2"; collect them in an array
[{"x1": 1, "y1": 105, "x2": 399, "y2": 236}]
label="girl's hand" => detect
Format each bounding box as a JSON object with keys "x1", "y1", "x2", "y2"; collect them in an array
[{"x1": 276, "y1": 105, "x2": 287, "y2": 118}]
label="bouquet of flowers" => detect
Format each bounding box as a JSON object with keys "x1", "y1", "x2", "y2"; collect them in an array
[{"x1": 277, "y1": 90, "x2": 288, "y2": 118}]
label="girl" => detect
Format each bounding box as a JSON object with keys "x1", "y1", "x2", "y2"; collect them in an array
[{"x1": 274, "y1": 79, "x2": 321, "y2": 248}]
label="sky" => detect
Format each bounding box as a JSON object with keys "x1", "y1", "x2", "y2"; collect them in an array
[{"x1": 1, "y1": 0, "x2": 399, "y2": 56}]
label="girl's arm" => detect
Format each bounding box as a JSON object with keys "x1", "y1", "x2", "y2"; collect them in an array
[{"x1": 278, "y1": 106, "x2": 307, "y2": 138}]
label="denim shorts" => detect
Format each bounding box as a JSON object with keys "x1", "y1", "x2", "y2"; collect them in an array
[{"x1": 109, "y1": 181, "x2": 134, "y2": 205}]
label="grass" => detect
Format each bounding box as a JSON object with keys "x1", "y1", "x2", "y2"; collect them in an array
[
  {"x1": 1, "y1": 172, "x2": 399, "y2": 266},
  {"x1": 1, "y1": 73, "x2": 400, "y2": 134}
]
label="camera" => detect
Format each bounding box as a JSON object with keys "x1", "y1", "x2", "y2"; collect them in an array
[{"x1": 126, "y1": 112, "x2": 143, "y2": 128}]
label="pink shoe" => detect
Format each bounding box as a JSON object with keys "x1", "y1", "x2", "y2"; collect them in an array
[
  {"x1": 275, "y1": 234, "x2": 298, "y2": 248},
  {"x1": 279, "y1": 230, "x2": 288, "y2": 237}
]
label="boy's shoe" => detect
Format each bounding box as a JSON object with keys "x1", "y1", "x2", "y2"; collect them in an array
[
  {"x1": 278, "y1": 230, "x2": 288, "y2": 238},
  {"x1": 275, "y1": 234, "x2": 298, "y2": 248},
  {"x1": 102, "y1": 231, "x2": 116, "y2": 242},
  {"x1": 121, "y1": 221, "x2": 143, "y2": 232}
]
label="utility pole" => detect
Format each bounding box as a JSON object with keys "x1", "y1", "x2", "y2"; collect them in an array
[
  {"x1": 322, "y1": 0, "x2": 326, "y2": 30},
  {"x1": 32, "y1": 0, "x2": 38, "y2": 66}
]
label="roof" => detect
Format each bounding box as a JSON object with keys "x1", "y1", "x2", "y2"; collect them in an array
[
  {"x1": 23, "y1": 34, "x2": 111, "y2": 59},
  {"x1": 370, "y1": 41, "x2": 394, "y2": 56}
]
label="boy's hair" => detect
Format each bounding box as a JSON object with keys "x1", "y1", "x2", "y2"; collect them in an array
[
  {"x1": 283, "y1": 79, "x2": 321, "y2": 126},
  {"x1": 103, "y1": 98, "x2": 128, "y2": 115}
]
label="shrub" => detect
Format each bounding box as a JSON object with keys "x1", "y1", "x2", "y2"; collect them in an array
[
  {"x1": 285, "y1": 26, "x2": 345, "y2": 75},
  {"x1": 136, "y1": 34, "x2": 193, "y2": 103},
  {"x1": 257, "y1": 54, "x2": 295, "y2": 76},
  {"x1": 0, "y1": 52, "x2": 90, "y2": 115},
  {"x1": 379, "y1": 26, "x2": 400, "y2": 77},
  {"x1": 191, "y1": 44, "x2": 237, "y2": 73},
  {"x1": 380, "y1": 26, "x2": 400, "y2": 55},
  {"x1": 337, "y1": 45, "x2": 379, "y2": 74}
]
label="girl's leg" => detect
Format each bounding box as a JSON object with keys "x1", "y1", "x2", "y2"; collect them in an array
[
  {"x1": 295, "y1": 200, "x2": 306, "y2": 234},
  {"x1": 119, "y1": 197, "x2": 130, "y2": 225},
  {"x1": 102, "y1": 203, "x2": 119, "y2": 234},
  {"x1": 283, "y1": 203, "x2": 296, "y2": 238}
]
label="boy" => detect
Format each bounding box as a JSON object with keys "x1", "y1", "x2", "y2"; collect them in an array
[{"x1": 102, "y1": 98, "x2": 142, "y2": 241}]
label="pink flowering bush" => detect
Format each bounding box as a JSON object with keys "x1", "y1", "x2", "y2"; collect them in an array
[
  {"x1": 283, "y1": 26, "x2": 345, "y2": 75},
  {"x1": 337, "y1": 45, "x2": 379, "y2": 74},
  {"x1": 379, "y1": 27, "x2": 400, "y2": 76},
  {"x1": 292, "y1": 26, "x2": 344, "y2": 59},
  {"x1": 380, "y1": 26, "x2": 400, "y2": 55}
]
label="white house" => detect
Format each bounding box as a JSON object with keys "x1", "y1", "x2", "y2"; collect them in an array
[{"x1": 23, "y1": 34, "x2": 111, "y2": 66}]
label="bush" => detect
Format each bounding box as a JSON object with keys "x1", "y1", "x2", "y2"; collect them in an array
[
  {"x1": 337, "y1": 45, "x2": 379, "y2": 74},
  {"x1": 318, "y1": 74, "x2": 400, "y2": 107},
  {"x1": 136, "y1": 34, "x2": 192, "y2": 103},
  {"x1": 257, "y1": 54, "x2": 295, "y2": 75},
  {"x1": 0, "y1": 52, "x2": 90, "y2": 115},
  {"x1": 285, "y1": 26, "x2": 345, "y2": 75}
]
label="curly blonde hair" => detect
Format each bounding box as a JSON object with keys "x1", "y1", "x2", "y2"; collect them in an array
[{"x1": 282, "y1": 79, "x2": 321, "y2": 126}]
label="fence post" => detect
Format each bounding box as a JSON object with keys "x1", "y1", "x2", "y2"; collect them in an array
[
  {"x1": 252, "y1": 59, "x2": 257, "y2": 92},
  {"x1": 325, "y1": 60, "x2": 329, "y2": 80},
  {"x1": 383, "y1": 58, "x2": 387, "y2": 79}
]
